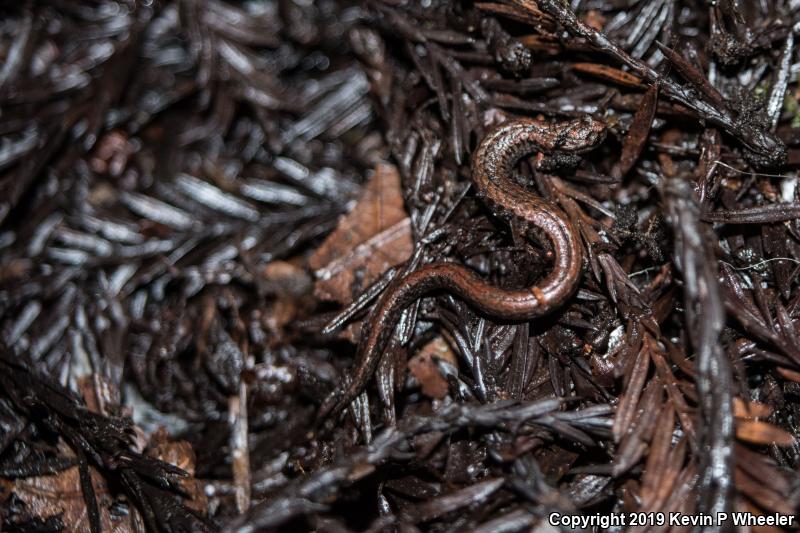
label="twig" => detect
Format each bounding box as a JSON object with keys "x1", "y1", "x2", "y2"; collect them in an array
[{"x1": 663, "y1": 178, "x2": 734, "y2": 529}]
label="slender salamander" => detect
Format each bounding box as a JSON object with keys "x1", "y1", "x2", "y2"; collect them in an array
[{"x1": 317, "y1": 116, "x2": 606, "y2": 423}]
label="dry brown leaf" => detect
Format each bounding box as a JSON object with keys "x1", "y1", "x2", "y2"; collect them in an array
[
  {"x1": 308, "y1": 163, "x2": 413, "y2": 305},
  {"x1": 8, "y1": 383, "x2": 207, "y2": 532},
  {"x1": 147, "y1": 428, "x2": 207, "y2": 514},
  {"x1": 408, "y1": 337, "x2": 457, "y2": 399},
  {"x1": 9, "y1": 467, "x2": 144, "y2": 532}
]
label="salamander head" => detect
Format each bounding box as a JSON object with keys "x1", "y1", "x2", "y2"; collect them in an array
[{"x1": 558, "y1": 116, "x2": 607, "y2": 152}]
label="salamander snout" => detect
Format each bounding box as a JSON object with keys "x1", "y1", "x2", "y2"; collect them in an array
[{"x1": 559, "y1": 116, "x2": 607, "y2": 151}]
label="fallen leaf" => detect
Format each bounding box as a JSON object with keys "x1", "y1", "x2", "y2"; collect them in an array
[
  {"x1": 147, "y1": 428, "x2": 207, "y2": 514},
  {"x1": 309, "y1": 163, "x2": 413, "y2": 304},
  {"x1": 408, "y1": 337, "x2": 457, "y2": 399},
  {"x1": 9, "y1": 466, "x2": 143, "y2": 532}
]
